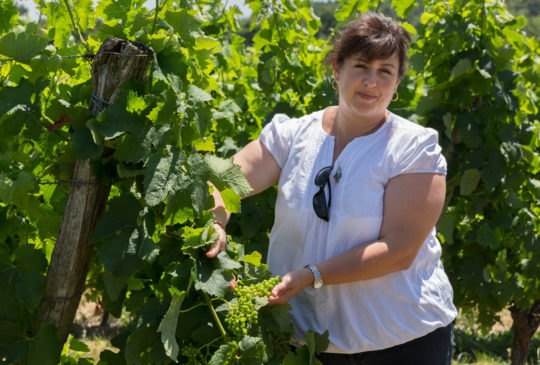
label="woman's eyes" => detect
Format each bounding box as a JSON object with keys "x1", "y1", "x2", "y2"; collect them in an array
[{"x1": 354, "y1": 64, "x2": 393, "y2": 74}]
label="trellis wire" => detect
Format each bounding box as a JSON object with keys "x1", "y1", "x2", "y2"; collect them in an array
[
  {"x1": 0, "y1": 50, "x2": 152, "y2": 63},
  {"x1": 38, "y1": 179, "x2": 100, "y2": 186}
]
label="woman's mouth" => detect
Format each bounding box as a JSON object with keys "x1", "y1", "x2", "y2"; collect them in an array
[{"x1": 357, "y1": 92, "x2": 377, "y2": 101}]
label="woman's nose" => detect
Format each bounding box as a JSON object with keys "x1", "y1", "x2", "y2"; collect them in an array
[{"x1": 363, "y1": 69, "x2": 376, "y2": 87}]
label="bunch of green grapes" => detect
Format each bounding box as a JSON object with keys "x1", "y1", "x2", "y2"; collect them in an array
[
  {"x1": 225, "y1": 276, "x2": 281, "y2": 338},
  {"x1": 180, "y1": 344, "x2": 201, "y2": 364}
]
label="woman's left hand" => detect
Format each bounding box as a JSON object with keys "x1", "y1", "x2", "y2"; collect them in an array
[{"x1": 268, "y1": 268, "x2": 314, "y2": 305}]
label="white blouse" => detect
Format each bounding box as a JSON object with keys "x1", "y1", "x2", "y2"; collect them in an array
[{"x1": 258, "y1": 108, "x2": 457, "y2": 353}]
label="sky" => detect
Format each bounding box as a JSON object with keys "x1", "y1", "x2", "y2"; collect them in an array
[{"x1": 14, "y1": 0, "x2": 252, "y2": 20}]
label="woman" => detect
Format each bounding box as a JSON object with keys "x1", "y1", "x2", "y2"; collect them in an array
[{"x1": 208, "y1": 12, "x2": 457, "y2": 365}]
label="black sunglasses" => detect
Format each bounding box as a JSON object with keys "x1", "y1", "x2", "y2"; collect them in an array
[{"x1": 313, "y1": 166, "x2": 333, "y2": 221}]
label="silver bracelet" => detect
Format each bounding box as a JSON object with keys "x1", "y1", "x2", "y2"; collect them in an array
[{"x1": 304, "y1": 265, "x2": 323, "y2": 289}]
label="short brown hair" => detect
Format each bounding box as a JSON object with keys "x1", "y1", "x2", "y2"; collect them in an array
[{"x1": 327, "y1": 12, "x2": 411, "y2": 79}]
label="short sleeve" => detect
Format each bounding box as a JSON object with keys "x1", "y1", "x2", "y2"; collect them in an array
[
  {"x1": 390, "y1": 128, "x2": 447, "y2": 177},
  {"x1": 258, "y1": 113, "x2": 294, "y2": 168}
]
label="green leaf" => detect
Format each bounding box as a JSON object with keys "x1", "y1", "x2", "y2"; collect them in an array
[
  {"x1": 102, "y1": 270, "x2": 127, "y2": 301},
  {"x1": 209, "y1": 343, "x2": 236, "y2": 365},
  {"x1": 15, "y1": 269, "x2": 45, "y2": 311},
  {"x1": 165, "y1": 9, "x2": 205, "y2": 41},
  {"x1": 392, "y1": 0, "x2": 417, "y2": 18},
  {"x1": 143, "y1": 146, "x2": 186, "y2": 207},
  {"x1": 217, "y1": 251, "x2": 241, "y2": 270},
  {"x1": 92, "y1": 195, "x2": 141, "y2": 242},
  {"x1": 194, "y1": 264, "x2": 231, "y2": 298},
  {"x1": 0, "y1": 174, "x2": 14, "y2": 203},
  {"x1": 305, "y1": 330, "x2": 329, "y2": 355},
  {"x1": 282, "y1": 345, "x2": 311, "y2": 365},
  {"x1": 450, "y1": 58, "x2": 473, "y2": 80},
  {"x1": 477, "y1": 224, "x2": 498, "y2": 248},
  {"x1": 240, "y1": 251, "x2": 263, "y2": 266},
  {"x1": 0, "y1": 79, "x2": 33, "y2": 116},
  {"x1": 0, "y1": 32, "x2": 48, "y2": 60},
  {"x1": 194, "y1": 36, "x2": 222, "y2": 54},
  {"x1": 69, "y1": 337, "x2": 90, "y2": 352},
  {"x1": 188, "y1": 84, "x2": 213, "y2": 103},
  {"x1": 219, "y1": 187, "x2": 242, "y2": 213},
  {"x1": 238, "y1": 336, "x2": 266, "y2": 364},
  {"x1": 124, "y1": 327, "x2": 164, "y2": 365},
  {"x1": 0, "y1": 321, "x2": 26, "y2": 364},
  {"x1": 205, "y1": 154, "x2": 252, "y2": 197},
  {"x1": 181, "y1": 226, "x2": 218, "y2": 251},
  {"x1": 186, "y1": 154, "x2": 212, "y2": 215},
  {"x1": 22, "y1": 323, "x2": 61, "y2": 365},
  {"x1": 334, "y1": 0, "x2": 361, "y2": 22},
  {"x1": 0, "y1": 1, "x2": 18, "y2": 34},
  {"x1": 259, "y1": 304, "x2": 293, "y2": 334},
  {"x1": 70, "y1": 129, "x2": 103, "y2": 160},
  {"x1": 157, "y1": 292, "x2": 186, "y2": 361},
  {"x1": 126, "y1": 90, "x2": 147, "y2": 114},
  {"x1": 94, "y1": 104, "x2": 143, "y2": 140},
  {"x1": 437, "y1": 212, "x2": 456, "y2": 245},
  {"x1": 460, "y1": 169, "x2": 482, "y2": 196}
]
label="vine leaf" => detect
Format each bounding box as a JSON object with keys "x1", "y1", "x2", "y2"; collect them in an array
[
  {"x1": 460, "y1": 168, "x2": 483, "y2": 196},
  {"x1": 0, "y1": 31, "x2": 48, "y2": 60},
  {"x1": 143, "y1": 146, "x2": 187, "y2": 207},
  {"x1": 450, "y1": 58, "x2": 473, "y2": 80},
  {"x1": 188, "y1": 84, "x2": 213, "y2": 103},
  {"x1": 217, "y1": 251, "x2": 242, "y2": 270},
  {"x1": 158, "y1": 291, "x2": 186, "y2": 361},
  {"x1": 205, "y1": 154, "x2": 252, "y2": 209},
  {"x1": 392, "y1": 0, "x2": 417, "y2": 18},
  {"x1": 194, "y1": 263, "x2": 232, "y2": 298},
  {"x1": 238, "y1": 336, "x2": 267, "y2": 363},
  {"x1": 209, "y1": 343, "x2": 237, "y2": 365},
  {"x1": 0, "y1": 80, "x2": 33, "y2": 116},
  {"x1": 0, "y1": 322, "x2": 61, "y2": 365}
]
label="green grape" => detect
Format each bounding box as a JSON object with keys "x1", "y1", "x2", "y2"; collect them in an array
[
  {"x1": 225, "y1": 276, "x2": 281, "y2": 339},
  {"x1": 181, "y1": 344, "x2": 201, "y2": 365}
]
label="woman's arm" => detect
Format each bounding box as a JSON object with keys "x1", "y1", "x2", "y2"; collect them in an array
[
  {"x1": 206, "y1": 140, "x2": 281, "y2": 258},
  {"x1": 268, "y1": 172, "x2": 446, "y2": 305}
]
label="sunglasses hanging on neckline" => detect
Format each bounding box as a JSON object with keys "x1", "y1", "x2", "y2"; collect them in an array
[{"x1": 313, "y1": 165, "x2": 333, "y2": 221}]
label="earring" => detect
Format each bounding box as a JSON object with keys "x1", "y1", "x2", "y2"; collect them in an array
[
  {"x1": 332, "y1": 79, "x2": 338, "y2": 90},
  {"x1": 392, "y1": 92, "x2": 399, "y2": 102}
]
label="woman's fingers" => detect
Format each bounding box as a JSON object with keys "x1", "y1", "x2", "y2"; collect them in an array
[
  {"x1": 206, "y1": 222, "x2": 227, "y2": 258},
  {"x1": 268, "y1": 268, "x2": 314, "y2": 305}
]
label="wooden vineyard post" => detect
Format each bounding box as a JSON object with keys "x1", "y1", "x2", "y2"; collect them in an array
[{"x1": 34, "y1": 38, "x2": 153, "y2": 345}]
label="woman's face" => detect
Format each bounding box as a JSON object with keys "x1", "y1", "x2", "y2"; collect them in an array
[{"x1": 334, "y1": 52, "x2": 400, "y2": 121}]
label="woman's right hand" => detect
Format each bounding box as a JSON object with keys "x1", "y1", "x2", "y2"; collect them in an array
[
  {"x1": 206, "y1": 222, "x2": 237, "y2": 290},
  {"x1": 206, "y1": 221, "x2": 227, "y2": 258}
]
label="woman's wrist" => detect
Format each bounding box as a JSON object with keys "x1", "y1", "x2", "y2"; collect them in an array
[
  {"x1": 211, "y1": 205, "x2": 229, "y2": 228},
  {"x1": 301, "y1": 267, "x2": 316, "y2": 288},
  {"x1": 213, "y1": 219, "x2": 226, "y2": 230}
]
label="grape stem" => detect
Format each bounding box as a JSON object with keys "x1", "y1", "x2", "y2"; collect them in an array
[{"x1": 204, "y1": 293, "x2": 228, "y2": 339}]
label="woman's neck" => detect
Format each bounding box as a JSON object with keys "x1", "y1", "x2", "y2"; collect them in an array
[{"x1": 329, "y1": 107, "x2": 388, "y2": 161}]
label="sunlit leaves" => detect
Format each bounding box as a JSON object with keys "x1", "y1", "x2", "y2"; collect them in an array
[
  {"x1": 0, "y1": 32, "x2": 48, "y2": 61},
  {"x1": 392, "y1": 0, "x2": 418, "y2": 18},
  {"x1": 0, "y1": 0, "x2": 18, "y2": 35}
]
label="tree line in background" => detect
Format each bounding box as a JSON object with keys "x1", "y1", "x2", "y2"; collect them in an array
[{"x1": 0, "y1": 0, "x2": 538, "y2": 364}]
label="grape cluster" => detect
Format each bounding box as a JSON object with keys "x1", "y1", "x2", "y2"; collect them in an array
[
  {"x1": 180, "y1": 344, "x2": 200, "y2": 364},
  {"x1": 225, "y1": 276, "x2": 281, "y2": 338}
]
